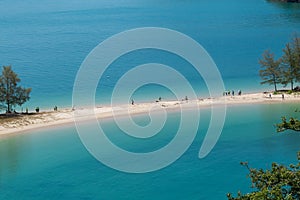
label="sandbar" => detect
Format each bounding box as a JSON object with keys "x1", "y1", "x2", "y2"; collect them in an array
[{"x1": 0, "y1": 92, "x2": 299, "y2": 136}]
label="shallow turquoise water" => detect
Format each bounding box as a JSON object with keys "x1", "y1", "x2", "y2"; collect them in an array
[{"x1": 0, "y1": 103, "x2": 299, "y2": 199}]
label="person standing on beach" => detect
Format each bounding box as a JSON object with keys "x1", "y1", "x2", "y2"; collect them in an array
[
  {"x1": 282, "y1": 94, "x2": 284, "y2": 100},
  {"x1": 131, "y1": 99, "x2": 134, "y2": 105}
]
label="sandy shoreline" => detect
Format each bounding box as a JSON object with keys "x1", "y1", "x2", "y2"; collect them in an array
[{"x1": 1, "y1": 92, "x2": 300, "y2": 136}]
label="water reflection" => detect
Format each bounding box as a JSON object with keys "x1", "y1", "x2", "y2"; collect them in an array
[
  {"x1": 0, "y1": 134, "x2": 26, "y2": 185},
  {"x1": 267, "y1": 0, "x2": 300, "y2": 10},
  {"x1": 266, "y1": 0, "x2": 300, "y2": 24}
]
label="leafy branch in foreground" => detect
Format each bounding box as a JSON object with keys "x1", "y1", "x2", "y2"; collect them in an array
[
  {"x1": 227, "y1": 152, "x2": 300, "y2": 200},
  {"x1": 276, "y1": 117, "x2": 300, "y2": 132},
  {"x1": 227, "y1": 116, "x2": 300, "y2": 199}
]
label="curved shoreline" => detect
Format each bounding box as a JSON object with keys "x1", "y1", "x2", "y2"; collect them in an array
[{"x1": 1, "y1": 92, "x2": 300, "y2": 137}]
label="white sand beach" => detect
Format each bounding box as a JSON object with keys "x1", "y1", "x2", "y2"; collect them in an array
[{"x1": 1, "y1": 92, "x2": 299, "y2": 136}]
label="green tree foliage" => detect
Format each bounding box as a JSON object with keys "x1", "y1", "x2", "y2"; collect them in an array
[
  {"x1": 227, "y1": 152, "x2": 300, "y2": 200},
  {"x1": 276, "y1": 117, "x2": 300, "y2": 132},
  {"x1": 281, "y1": 37, "x2": 300, "y2": 90},
  {"x1": 259, "y1": 50, "x2": 282, "y2": 92},
  {"x1": 228, "y1": 116, "x2": 300, "y2": 199},
  {"x1": 259, "y1": 35, "x2": 300, "y2": 91},
  {"x1": 0, "y1": 66, "x2": 31, "y2": 113}
]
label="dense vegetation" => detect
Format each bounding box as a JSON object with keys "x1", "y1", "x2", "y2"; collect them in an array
[
  {"x1": 227, "y1": 152, "x2": 300, "y2": 199},
  {"x1": 259, "y1": 36, "x2": 300, "y2": 91},
  {"x1": 227, "y1": 117, "x2": 300, "y2": 199},
  {"x1": 277, "y1": 116, "x2": 300, "y2": 132},
  {"x1": 0, "y1": 66, "x2": 31, "y2": 113}
]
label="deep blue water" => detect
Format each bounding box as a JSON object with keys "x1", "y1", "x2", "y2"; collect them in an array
[
  {"x1": 0, "y1": 103, "x2": 300, "y2": 199},
  {"x1": 1, "y1": 0, "x2": 300, "y2": 109},
  {"x1": 1, "y1": 0, "x2": 300, "y2": 199}
]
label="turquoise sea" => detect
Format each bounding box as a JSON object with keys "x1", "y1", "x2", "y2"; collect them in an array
[
  {"x1": 1, "y1": 0, "x2": 300, "y2": 199},
  {"x1": 1, "y1": 104, "x2": 300, "y2": 199},
  {"x1": 0, "y1": 0, "x2": 300, "y2": 109}
]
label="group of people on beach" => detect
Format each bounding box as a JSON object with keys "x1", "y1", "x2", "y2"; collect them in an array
[
  {"x1": 130, "y1": 90, "x2": 243, "y2": 106},
  {"x1": 268, "y1": 93, "x2": 285, "y2": 100},
  {"x1": 223, "y1": 90, "x2": 242, "y2": 96},
  {"x1": 129, "y1": 89, "x2": 243, "y2": 106}
]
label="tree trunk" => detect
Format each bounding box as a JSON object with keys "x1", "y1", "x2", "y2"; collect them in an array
[
  {"x1": 291, "y1": 80, "x2": 294, "y2": 91},
  {"x1": 273, "y1": 77, "x2": 277, "y2": 92},
  {"x1": 7, "y1": 100, "x2": 10, "y2": 113},
  {"x1": 6, "y1": 81, "x2": 10, "y2": 113}
]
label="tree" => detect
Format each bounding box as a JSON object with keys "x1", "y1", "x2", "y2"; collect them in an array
[
  {"x1": 0, "y1": 66, "x2": 31, "y2": 113},
  {"x1": 259, "y1": 50, "x2": 282, "y2": 92},
  {"x1": 227, "y1": 152, "x2": 300, "y2": 200},
  {"x1": 227, "y1": 117, "x2": 300, "y2": 199},
  {"x1": 281, "y1": 37, "x2": 300, "y2": 90},
  {"x1": 276, "y1": 116, "x2": 300, "y2": 132}
]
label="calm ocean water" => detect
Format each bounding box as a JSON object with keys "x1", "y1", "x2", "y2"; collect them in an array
[
  {"x1": 1, "y1": 0, "x2": 300, "y2": 199},
  {"x1": 0, "y1": 103, "x2": 300, "y2": 199},
  {"x1": 0, "y1": 0, "x2": 300, "y2": 109}
]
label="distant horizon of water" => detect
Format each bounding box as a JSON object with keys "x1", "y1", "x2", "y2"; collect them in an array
[{"x1": 1, "y1": 0, "x2": 300, "y2": 110}]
